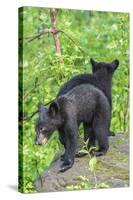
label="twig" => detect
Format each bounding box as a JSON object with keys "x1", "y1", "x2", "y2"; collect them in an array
[
  {"x1": 59, "y1": 30, "x2": 89, "y2": 57},
  {"x1": 22, "y1": 100, "x2": 53, "y2": 121},
  {"x1": 24, "y1": 77, "x2": 46, "y2": 100},
  {"x1": 19, "y1": 28, "x2": 90, "y2": 57},
  {"x1": 19, "y1": 28, "x2": 60, "y2": 42},
  {"x1": 23, "y1": 110, "x2": 38, "y2": 121}
]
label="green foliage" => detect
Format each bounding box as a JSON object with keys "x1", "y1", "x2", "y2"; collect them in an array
[
  {"x1": 19, "y1": 7, "x2": 129, "y2": 192},
  {"x1": 65, "y1": 175, "x2": 110, "y2": 190},
  {"x1": 96, "y1": 183, "x2": 109, "y2": 188},
  {"x1": 66, "y1": 176, "x2": 92, "y2": 190},
  {"x1": 66, "y1": 147, "x2": 110, "y2": 191}
]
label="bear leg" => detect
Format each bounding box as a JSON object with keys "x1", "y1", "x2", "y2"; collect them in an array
[
  {"x1": 76, "y1": 122, "x2": 95, "y2": 158},
  {"x1": 91, "y1": 117, "x2": 109, "y2": 156},
  {"x1": 58, "y1": 128, "x2": 67, "y2": 161},
  {"x1": 59, "y1": 122, "x2": 78, "y2": 172}
]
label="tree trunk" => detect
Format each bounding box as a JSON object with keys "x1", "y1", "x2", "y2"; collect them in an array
[{"x1": 50, "y1": 8, "x2": 63, "y2": 63}]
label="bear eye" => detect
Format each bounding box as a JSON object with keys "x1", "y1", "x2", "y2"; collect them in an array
[{"x1": 40, "y1": 127, "x2": 45, "y2": 132}]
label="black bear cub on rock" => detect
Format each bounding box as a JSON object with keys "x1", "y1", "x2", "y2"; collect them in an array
[
  {"x1": 57, "y1": 58, "x2": 119, "y2": 137},
  {"x1": 35, "y1": 84, "x2": 110, "y2": 172}
]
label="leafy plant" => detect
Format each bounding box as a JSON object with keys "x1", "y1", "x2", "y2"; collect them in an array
[{"x1": 65, "y1": 140, "x2": 109, "y2": 191}]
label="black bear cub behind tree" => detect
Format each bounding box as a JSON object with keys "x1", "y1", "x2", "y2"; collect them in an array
[{"x1": 35, "y1": 84, "x2": 110, "y2": 172}]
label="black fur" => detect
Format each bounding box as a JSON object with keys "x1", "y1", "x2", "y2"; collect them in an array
[
  {"x1": 35, "y1": 84, "x2": 110, "y2": 172},
  {"x1": 57, "y1": 58, "x2": 119, "y2": 137}
]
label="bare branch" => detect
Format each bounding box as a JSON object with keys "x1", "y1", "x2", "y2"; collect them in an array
[
  {"x1": 22, "y1": 100, "x2": 53, "y2": 121},
  {"x1": 19, "y1": 28, "x2": 60, "y2": 42},
  {"x1": 20, "y1": 28, "x2": 89, "y2": 57},
  {"x1": 23, "y1": 110, "x2": 38, "y2": 121},
  {"x1": 59, "y1": 30, "x2": 89, "y2": 57},
  {"x1": 24, "y1": 77, "x2": 47, "y2": 100},
  {"x1": 50, "y1": 8, "x2": 63, "y2": 63}
]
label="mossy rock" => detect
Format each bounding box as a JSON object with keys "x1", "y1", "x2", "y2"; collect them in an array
[{"x1": 35, "y1": 133, "x2": 129, "y2": 192}]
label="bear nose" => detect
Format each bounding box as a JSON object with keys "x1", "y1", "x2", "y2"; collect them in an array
[
  {"x1": 35, "y1": 141, "x2": 42, "y2": 145},
  {"x1": 35, "y1": 139, "x2": 42, "y2": 145}
]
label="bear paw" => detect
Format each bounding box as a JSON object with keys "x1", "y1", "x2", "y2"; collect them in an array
[{"x1": 59, "y1": 160, "x2": 73, "y2": 172}]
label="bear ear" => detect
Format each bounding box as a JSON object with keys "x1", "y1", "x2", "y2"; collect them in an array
[
  {"x1": 90, "y1": 58, "x2": 98, "y2": 73},
  {"x1": 38, "y1": 102, "x2": 44, "y2": 113},
  {"x1": 49, "y1": 101, "x2": 59, "y2": 117},
  {"x1": 111, "y1": 59, "x2": 119, "y2": 71},
  {"x1": 90, "y1": 58, "x2": 97, "y2": 66}
]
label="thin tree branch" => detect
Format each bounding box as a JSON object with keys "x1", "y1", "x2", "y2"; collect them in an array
[
  {"x1": 22, "y1": 100, "x2": 53, "y2": 121},
  {"x1": 19, "y1": 28, "x2": 89, "y2": 57},
  {"x1": 24, "y1": 77, "x2": 46, "y2": 100},
  {"x1": 59, "y1": 29, "x2": 89, "y2": 57},
  {"x1": 19, "y1": 28, "x2": 60, "y2": 42},
  {"x1": 23, "y1": 110, "x2": 38, "y2": 121}
]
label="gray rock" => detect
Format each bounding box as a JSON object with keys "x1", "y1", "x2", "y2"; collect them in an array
[{"x1": 35, "y1": 133, "x2": 129, "y2": 192}]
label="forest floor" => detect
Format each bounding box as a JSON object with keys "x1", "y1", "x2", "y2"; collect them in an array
[{"x1": 35, "y1": 133, "x2": 129, "y2": 192}]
